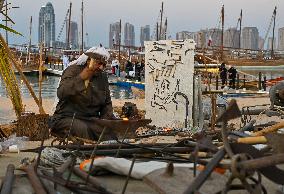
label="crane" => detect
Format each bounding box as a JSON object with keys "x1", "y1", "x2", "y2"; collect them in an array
[
  {"x1": 261, "y1": 6, "x2": 277, "y2": 50},
  {"x1": 56, "y1": 8, "x2": 69, "y2": 42}
]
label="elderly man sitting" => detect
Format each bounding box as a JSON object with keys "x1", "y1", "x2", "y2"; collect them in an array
[{"x1": 49, "y1": 46, "x2": 116, "y2": 141}]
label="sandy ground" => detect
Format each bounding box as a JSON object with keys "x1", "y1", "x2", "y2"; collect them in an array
[{"x1": 0, "y1": 97, "x2": 145, "y2": 124}]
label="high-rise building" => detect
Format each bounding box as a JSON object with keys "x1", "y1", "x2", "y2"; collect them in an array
[
  {"x1": 38, "y1": 2, "x2": 55, "y2": 47},
  {"x1": 67, "y1": 21, "x2": 78, "y2": 49},
  {"x1": 224, "y1": 28, "x2": 240, "y2": 48},
  {"x1": 109, "y1": 22, "x2": 120, "y2": 49},
  {"x1": 278, "y1": 27, "x2": 284, "y2": 50},
  {"x1": 140, "y1": 25, "x2": 150, "y2": 46},
  {"x1": 124, "y1": 22, "x2": 135, "y2": 47},
  {"x1": 241, "y1": 27, "x2": 259, "y2": 50},
  {"x1": 267, "y1": 37, "x2": 276, "y2": 50},
  {"x1": 176, "y1": 31, "x2": 191, "y2": 40}
]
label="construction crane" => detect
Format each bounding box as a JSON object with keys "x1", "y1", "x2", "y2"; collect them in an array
[
  {"x1": 56, "y1": 8, "x2": 69, "y2": 42},
  {"x1": 261, "y1": 6, "x2": 277, "y2": 50}
]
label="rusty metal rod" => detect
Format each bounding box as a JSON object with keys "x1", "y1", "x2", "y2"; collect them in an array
[
  {"x1": 116, "y1": 127, "x2": 130, "y2": 157},
  {"x1": 20, "y1": 162, "x2": 47, "y2": 194},
  {"x1": 239, "y1": 153, "x2": 284, "y2": 170},
  {"x1": 39, "y1": 170, "x2": 98, "y2": 194},
  {"x1": 37, "y1": 170, "x2": 57, "y2": 194},
  {"x1": 23, "y1": 143, "x2": 182, "y2": 152},
  {"x1": 86, "y1": 126, "x2": 107, "y2": 184},
  {"x1": 83, "y1": 147, "x2": 194, "y2": 156},
  {"x1": 183, "y1": 148, "x2": 226, "y2": 194},
  {"x1": 122, "y1": 155, "x2": 136, "y2": 194},
  {"x1": 0, "y1": 164, "x2": 15, "y2": 194},
  {"x1": 73, "y1": 167, "x2": 112, "y2": 194}
]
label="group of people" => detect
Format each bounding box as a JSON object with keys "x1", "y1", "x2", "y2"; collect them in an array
[
  {"x1": 219, "y1": 62, "x2": 238, "y2": 89},
  {"x1": 125, "y1": 60, "x2": 145, "y2": 81}
]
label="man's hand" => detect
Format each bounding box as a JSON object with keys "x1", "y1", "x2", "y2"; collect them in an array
[{"x1": 79, "y1": 58, "x2": 101, "y2": 80}]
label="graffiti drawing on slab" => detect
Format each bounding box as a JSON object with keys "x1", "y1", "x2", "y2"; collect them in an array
[{"x1": 151, "y1": 78, "x2": 180, "y2": 112}]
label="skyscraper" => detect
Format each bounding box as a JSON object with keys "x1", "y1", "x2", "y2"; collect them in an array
[
  {"x1": 224, "y1": 28, "x2": 240, "y2": 48},
  {"x1": 278, "y1": 27, "x2": 284, "y2": 50},
  {"x1": 124, "y1": 22, "x2": 135, "y2": 47},
  {"x1": 241, "y1": 27, "x2": 259, "y2": 50},
  {"x1": 109, "y1": 22, "x2": 120, "y2": 49},
  {"x1": 67, "y1": 21, "x2": 78, "y2": 49},
  {"x1": 140, "y1": 25, "x2": 150, "y2": 46},
  {"x1": 176, "y1": 31, "x2": 191, "y2": 40},
  {"x1": 38, "y1": 2, "x2": 55, "y2": 47}
]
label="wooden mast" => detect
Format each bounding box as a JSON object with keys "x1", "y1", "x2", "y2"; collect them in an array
[
  {"x1": 221, "y1": 5, "x2": 224, "y2": 61},
  {"x1": 28, "y1": 16, "x2": 32, "y2": 62},
  {"x1": 271, "y1": 6, "x2": 277, "y2": 59},
  {"x1": 81, "y1": 0, "x2": 84, "y2": 53},
  {"x1": 239, "y1": 9, "x2": 242, "y2": 48},
  {"x1": 156, "y1": 22, "x2": 159, "y2": 41},
  {"x1": 118, "y1": 19, "x2": 121, "y2": 65},
  {"x1": 164, "y1": 17, "x2": 168, "y2": 40},
  {"x1": 159, "y1": 2, "x2": 164, "y2": 40},
  {"x1": 67, "y1": 2, "x2": 72, "y2": 49}
]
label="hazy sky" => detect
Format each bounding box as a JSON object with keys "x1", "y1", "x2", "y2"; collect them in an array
[{"x1": 2, "y1": 0, "x2": 284, "y2": 47}]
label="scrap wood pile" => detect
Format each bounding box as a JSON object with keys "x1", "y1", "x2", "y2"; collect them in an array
[{"x1": 1, "y1": 100, "x2": 284, "y2": 193}]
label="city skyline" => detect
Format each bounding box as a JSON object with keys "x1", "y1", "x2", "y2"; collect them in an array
[{"x1": 1, "y1": 0, "x2": 283, "y2": 48}]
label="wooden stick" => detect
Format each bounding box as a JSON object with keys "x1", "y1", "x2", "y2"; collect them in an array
[
  {"x1": 237, "y1": 136, "x2": 267, "y2": 144},
  {"x1": 252, "y1": 121, "x2": 284, "y2": 136},
  {"x1": 0, "y1": 34, "x2": 45, "y2": 114},
  {"x1": 38, "y1": 43, "x2": 44, "y2": 114}
]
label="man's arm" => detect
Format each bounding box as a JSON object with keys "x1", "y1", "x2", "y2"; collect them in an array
[{"x1": 57, "y1": 65, "x2": 86, "y2": 100}]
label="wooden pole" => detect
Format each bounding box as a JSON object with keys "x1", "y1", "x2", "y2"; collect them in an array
[
  {"x1": 239, "y1": 9, "x2": 242, "y2": 49},
  {"x1": 159, "y1": 2, "x2": 164, "y2": 40},
  {"x1": 28, "y1": 16, "x2": 32, "y2": 62},
  {"x1": 67, "y1": 2, "x2": 72, "y2": 49},
  {"x1": 221, "y1": 5, "x2": 224, "y2": 60},
  {"x1": 81, "y1": 0, "x2": 84, "y2": 53},
  {"x1": 0, "y1": 34, "x2": 45, "y2": 114},
  {"x1": 156, "y1": 22, "x2": 159, "y2": 41},
  {"x1": 211, "y1": 93, "x2": 217, "y2": 131},
  {"x1": 117, "y1": 19, "x2": 121, "y2": 77},
  {"x1": 38, "y1": 43, "x2": 44, "y2": 114},
  {"x1": 271, "y1": 6, "x2": 277, "y2": 59},
  {"x1": 258, "y1": 72, "x2": 262, "y2": 91}
]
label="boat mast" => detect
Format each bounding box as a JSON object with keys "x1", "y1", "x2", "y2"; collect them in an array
[
  {"x1": 239, "y1": 9, "x2": 242, "y2": 48},
  {"x1": 156, "y1": 22, "x2": 159, "y2": 41},
  {"x1": 118, "y1": 19, "x2": 121, "y2": 65},
  {"x1": 67, "y1": 2, "x2": 72, "y2": 49},
  {"x1": 28, "y1": 16, "x2": 32, "y2": 62},
  {"x1": 159, "y1": 2, "x2": 164, "y2": 40},
  {"x1": 271, "y1": 6, "x2": 277, "y2": 59},
  {"x1": 221, "y1": 5, "x2": 224, "y2": 60},
  {"x1": 164, "y1": 17, "x2": 168, "y2": 40},
  {"x1": 81, "y1": 0, "x2": 84, "y2": 53}
]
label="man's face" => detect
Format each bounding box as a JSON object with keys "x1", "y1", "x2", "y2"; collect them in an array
[{"x1": 88, "y1": 58, "x2": 106, "y2": 72}]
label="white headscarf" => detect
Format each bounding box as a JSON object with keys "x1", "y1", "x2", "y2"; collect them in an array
[{"x1": 68, "y1": 46, "x2": 110, "y2": 66}]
